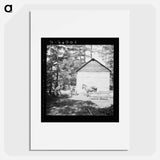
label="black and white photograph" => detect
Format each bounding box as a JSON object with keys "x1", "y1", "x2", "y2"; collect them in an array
[
  {"x1": 31, "y1": 10, "x2": 129, "y2": 149},
  {"x1": 41, "y1": 38, "x2": 119, "y2": 122}
]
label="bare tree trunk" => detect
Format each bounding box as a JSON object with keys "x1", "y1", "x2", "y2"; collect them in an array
[
  {"x1": 49, "y1": 82, "x2": 52, "y2": 95},
  {"x1": 49, "y1": 65, "x2": 53, "y2": 95},
  {"x1": 56, "y1": 64, "x2": 59, "y2": 87},
  {"x1": 56, "y1": 50, "x2": 59, "y2": 88},
  {"x1": 90, "y1": 45, "x2": 92, "y2": 59}
]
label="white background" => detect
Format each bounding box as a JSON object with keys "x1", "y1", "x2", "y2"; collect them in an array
[
  {"x1": 0, "y1": 0, "x2": 160, "y2": 159},
  {"x1": 31, "y1": 10, "x2": 129, "y2": 150}
]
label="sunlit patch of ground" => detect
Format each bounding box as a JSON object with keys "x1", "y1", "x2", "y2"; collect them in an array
[
  {"x1": 69, "y1": 93, "x2": 113, "y2": 108},
  {"x1": 46, "y1": 91, "x2": 113, "y2": 116}
]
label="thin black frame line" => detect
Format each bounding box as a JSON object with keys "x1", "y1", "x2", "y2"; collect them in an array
[
  {"x1": 29, "y1": 12, "x2": 125, "y2": 151},
  {"x1": 30, "y1": 149, "x2": 128, "y2": 151},
  {"x1": 29, "y1": 11, "x2": 31, "y2": 151}
]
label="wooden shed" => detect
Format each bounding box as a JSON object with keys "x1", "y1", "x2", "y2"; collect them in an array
[{"x1": 76, "y1": 58, "x2": 111, "y2": 94}]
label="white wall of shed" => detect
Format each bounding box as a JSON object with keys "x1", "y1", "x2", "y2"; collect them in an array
[{"x1": 76, "y1": 72, "x2": 110, "y2": 93}]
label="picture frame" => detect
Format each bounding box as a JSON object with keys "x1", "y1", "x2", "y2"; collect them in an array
[{"x1": 41, "y1": 38, "x2": 119, "y2": 122}]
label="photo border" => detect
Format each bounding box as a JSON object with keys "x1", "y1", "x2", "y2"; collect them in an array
[{"x1": 41, "y1": 38, "x2": 119, "y2": 122}]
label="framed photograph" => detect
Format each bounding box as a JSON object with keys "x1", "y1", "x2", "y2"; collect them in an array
[
  {"x1": 30, "y1": 10, "x2": 129, "y2": 150},
  {"x1": 41, "y1": 38, "x2": 119, "y2": 122}
]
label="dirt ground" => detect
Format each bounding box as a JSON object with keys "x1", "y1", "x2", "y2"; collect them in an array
[{"x1": 46, "y1": 91, "x2": 113, "y2": 116}]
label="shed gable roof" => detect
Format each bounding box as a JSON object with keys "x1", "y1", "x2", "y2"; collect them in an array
[{"x1": 76, "y1": 58, "x2": 111, "y2": 72}]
